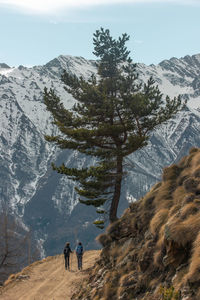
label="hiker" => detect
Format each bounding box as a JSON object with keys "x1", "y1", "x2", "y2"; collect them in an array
[
  {"x1": 76, "y1": 242, "x2": 83, "y2": 270},
  {"x1": 63, "y1": 242, "x2": 73, "y2": 270}
]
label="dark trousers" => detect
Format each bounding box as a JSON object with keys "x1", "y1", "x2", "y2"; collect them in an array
[
  {"x1": 77, "y1": 254, "x2": 82, "y2": 270},
  {"x1": 64, "y1": 255, "x2": 70, "y2": 269}
]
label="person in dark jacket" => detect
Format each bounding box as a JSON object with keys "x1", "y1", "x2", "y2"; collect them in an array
[
  {"x1": 63, "y1": 242, "x2": 72, "y2": 270},
  {"x1": 75, "y1": 242, "x2": 83, "y2": 270}
]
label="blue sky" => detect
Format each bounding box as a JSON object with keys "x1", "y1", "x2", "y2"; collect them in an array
[{"x1": 0, "y1": 0, "x2": 200, "y2": 67}]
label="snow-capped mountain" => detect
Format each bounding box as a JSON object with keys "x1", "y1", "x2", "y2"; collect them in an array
[{"x1": 0, "y1": 54, "x2": 200, "y2": 256}]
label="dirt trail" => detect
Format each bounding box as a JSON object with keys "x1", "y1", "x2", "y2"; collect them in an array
[{"x1": 0, "y1": 250, "x2": 100, "y2": 300}]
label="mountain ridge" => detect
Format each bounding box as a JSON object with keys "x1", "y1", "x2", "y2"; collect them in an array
[{"x1": 0, "y1": 53, "x2": 200, "y2": 257}]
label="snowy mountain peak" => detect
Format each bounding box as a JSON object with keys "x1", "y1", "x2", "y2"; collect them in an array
[{"x1": 0, "y1": 63, "x2": 10, "y2": 69}]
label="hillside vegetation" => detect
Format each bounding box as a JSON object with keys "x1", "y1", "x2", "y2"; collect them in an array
[{"x1": 73, "y1": 148, "x2": 200, "y2": 300}]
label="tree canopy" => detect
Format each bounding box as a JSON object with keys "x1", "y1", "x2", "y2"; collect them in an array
[{"x1": 44, "y1": 28, "x2": 184, "y2": 228}]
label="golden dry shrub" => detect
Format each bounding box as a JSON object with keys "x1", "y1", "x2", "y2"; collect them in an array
[
  {"x1": 176, "y1": 170, "x2": 190, "y2": 186},
  {"x1": 184, "y1": 151, "x2": 197, "y2": 168},
  {"x1": 153, "y1": 225, "x2": 166, "y2": 267},
  {"x1": 183, "y1": 176, "x2": 200, "y2": 193},
  {"x1": 115, "y1": 242, "x2": 132, "y2": 265},
  {"x1": 178, "y1": 155, "x2": 188, "y2": 168},
  {"x1": 194, "y1": 197, "x2": 200, "y2": 204},
  {"x1": 90, "y1": 288, "x2": 98, "y2": 299},
  {"x1": 117, "y1": 286, "x2": 128, "y2": 300},
  {"x1": 110, "y1": 245, "x2": 120, "y2": 263},
  {"x1": 119, "y1": 271, "x2": 136, "y2": 288},
  {"x1": 162, "y1": 164, "x2": 182, "y2": 182},
  {"x1": 3, "y1": 274, "x2": 16, "y2": 286},
  {"x1": 182, "y1": 193, "x2": 195, "y2": 204},
  {"x1": 150, "y1": 208, "x2": 169, "y2": 236},
  {"x1": 172, "y1": 186, "x2": 187, "y2": 206},
  {"x1": 103, "y1": 281, "x2": 116, "y2": 300},
  {"x1": 193, "y1": 165, "x2": 200, "y2": 178},
  {"x1": 106, "y1": 219, "x2": 121, "y2": 238},
  {"x1": 121, "y1": 207, "x2": 130, "y2": 217},
  {"x1": 166, "y1": 212, "x2": 200, "y2": 247},
  {"x1": 103, "y1": 270, "x2": 119, "y2": 299},
  {"x1": 151, "y1": 182, "x2": 162, "y2": 192},
  {"x1": 157, "y1": 224, "x2": 165, "y2": 247},
  {"x1": 141, "y1": 183, "x2": 161, "y2": 210},
  {"x1": 92, "y1": 296, "x2": 102, "y2": 300},
  {"x1": 168, "y1": 204, "x2": 181, "y2": 217},
  {"x1": 142, "y1": 194, "x2": 155, "y2": 210},
  {"x1": 141, "y1": 181, "x2": 162, "y2": 208},
  {"x1": 190, "y1": 149, "x2": 200, "y2": 167},
  {"x1": 179, "y1": 203, "x2": 199, "y2": 220},
  {"x1": 183, "y1": 232, "x2": 200, "y2": 285},
  {"x1": 172, "y1": 263, "x2": 189, "y2": 291},
  {"x1": 197, "y1": 183, "x2": 200, "y2": 194},
  {"x1": 97, "y1": 233, "x2": 112, "y2": 247},
  {"x1": 149, "y1": 278, "x2": 160, "y2": 290},
  {"x1": 189, "y1": 147, "x2": 199, "y2": 154},
  {"x1": 153, "y1": 181, "x2": 174, "y2": 209}
]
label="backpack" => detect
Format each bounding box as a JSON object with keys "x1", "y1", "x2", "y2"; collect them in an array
[{"x1": 76, "y1": 245, "x2": 83, "y2": 255}]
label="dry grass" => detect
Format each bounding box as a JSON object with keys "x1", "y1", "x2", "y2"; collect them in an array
[
  {"x1": 104, "y1": 271, "x2": 119, "y2": 299},
  {"x1": 76, "y1": 148, "x2": 200, "y2": 300},
  {"x1": 103, "y1": 282, "x2": 115, "y2": 299},
  {"x1": 193, "y1": 166, "x2": 200, "y2": 178},
  {"x1": 172, "y1": 186, "x2": 186, "y2": 206},
  {"x1": 190, "y1": 150, "x2": 200, "y2": 167},
  {"x1": 179, "y1": 203, "x2": 199, "y2": 220},
  {"x1": 177, "y1": 171, "x2": 190, "y2": 186},
  {"x1": 189, "y1": 147, "x2": 199, "y2": 154},
  {"x1": 153, "y1": 224, "x2": 166, "y2": 267},
  {"x1": 153, "y1": 180, "x2": 176, "y2": 209},
  {"x1": 150, "y1": 208, "x2": 169, "y2": 236},
  {"x1": 178, "y1": 155, "x2": 188, "y2": 168},
  {"x1": 162, "y1": 164, "x2": 182, "y2": 182},
  {"x1": 97, "y1": 233, "x2": 112, "y2": 247},
  {"x1": 184, "y1": 232, "x2": 200, "y2": 284},
  {"x1": 166, "y1": 212, "x2": 200, "y2": 247},
  {"x1": 194, "y1": 197, "x2": 200, "y2": 204},
  {"x1": 141, "y1": 182, "x2": 161, "y2": 209},
  {"x1": 182, "y1": 193, "x2": 195, "y2": 204},
  {"x1": 184, "y1": 151, "x2": 197, "y2": 168},
  {"x1": 183, "y1": 176, "x2": 200, "y2": 193},
  {"x1": 168, "y1": 204, "x2": 181, "y2": 217}
]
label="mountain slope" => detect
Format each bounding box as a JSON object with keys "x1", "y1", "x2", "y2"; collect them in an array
[
  {"x1": 73, "y1": 148, "x2": 200, "y2": 300},
  {"x1": 0, "y1": 54, "x2": 200, "y2": 256}
]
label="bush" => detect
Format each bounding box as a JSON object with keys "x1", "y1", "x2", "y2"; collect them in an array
[{"x1": 159, "y1": 286, "x2": 181, "y2": 300}]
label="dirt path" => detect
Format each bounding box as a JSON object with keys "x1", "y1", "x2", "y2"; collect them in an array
[{"x1": 0, "y1": 250, "x2": 100, "y2": 300}]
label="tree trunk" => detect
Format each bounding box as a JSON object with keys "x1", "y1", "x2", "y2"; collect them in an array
[{"x1": 109, "y1": 155, "x2": 123, "y2": 223}]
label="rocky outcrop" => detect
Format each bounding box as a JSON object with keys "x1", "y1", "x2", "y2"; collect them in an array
[{"x1": 73, "y1": 148, "x2": 200, "y2": 300}]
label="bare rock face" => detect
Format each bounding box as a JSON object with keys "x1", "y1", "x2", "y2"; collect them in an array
[{"x1": 73, "y1": 148, "x2": 200, "y2": 300}]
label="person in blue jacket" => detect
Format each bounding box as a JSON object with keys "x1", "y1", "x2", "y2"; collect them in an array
[{"x1": 75, "y1": 242, "x2": 83, "y2": 270}]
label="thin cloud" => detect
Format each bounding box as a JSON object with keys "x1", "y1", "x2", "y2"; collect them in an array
[{"x1": 0, "y1": 0, "x2": 199, "y2": 15}]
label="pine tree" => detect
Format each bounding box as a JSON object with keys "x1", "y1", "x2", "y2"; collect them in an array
[{"x1": 44, "y1": 28, "x2": 184, "y2": 227}]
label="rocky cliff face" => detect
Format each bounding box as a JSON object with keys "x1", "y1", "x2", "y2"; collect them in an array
[
  {"x1": 73, "y1": 148, "x2": 200, "y2": 300},
  {"x1": 0, "y1": 54, "x2": 200, "y2": 256}
]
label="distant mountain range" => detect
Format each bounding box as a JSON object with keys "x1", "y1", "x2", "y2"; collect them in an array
[{"x1": 0, "y1": 54, "x2": 200, "y2": 256}]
